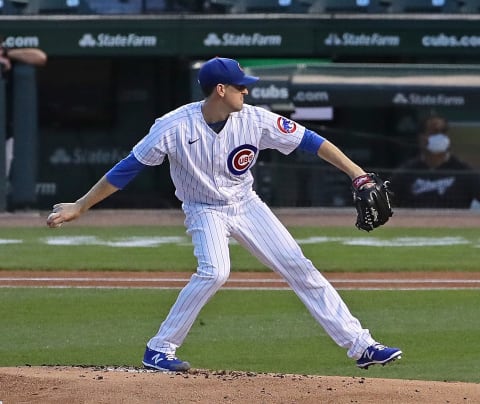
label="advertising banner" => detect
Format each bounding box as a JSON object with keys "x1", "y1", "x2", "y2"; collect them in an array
[
  {"x1": 243, "y1": 63, "x2": 480, "y2": 108},
  {"x1": 3, "y1": 15, "x2": 480, "y2": 58}
]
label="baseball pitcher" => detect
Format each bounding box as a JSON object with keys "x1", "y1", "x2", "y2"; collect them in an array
[{"x1": 47, "y1": 57, "x2": 401, "y2": 372}]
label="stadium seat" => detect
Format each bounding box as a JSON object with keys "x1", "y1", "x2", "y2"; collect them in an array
[
  {"x1": 147, "y1": 0, "x2": 189, "y2": 12},
  {"x1": 145, "y1": 0, "x2": 206, "y2": 13},
  {"x1": 456, "y1": 0, "x2": 480, "y2": 12},
  {"x1": 0, "y1": 0, "x2": 32, "y2": 14},
  {"x1": 86, "y1": 0, "x2": 143, "y2": 14},
  {"x1": 6, "y1": 0, "x2": 93, "y2": 14},
  {"x1": 41, "y1": 0, "x2": 92, "y2": 14},
  {"x1": 243, "y1": 0, "x2": 309, "y2": 13},
  {"x1": 304, "y1": 0, "x2": 390, "y2": 13},
  {"x1": 207, "y1": 0, "x2": 309, "y2": 13},
  {"x1": 203, "y1": 0, "x2": 239, "y2": 13},
  {"x1": 387, "y1": 0, "x2": 463, "y2": 13}
]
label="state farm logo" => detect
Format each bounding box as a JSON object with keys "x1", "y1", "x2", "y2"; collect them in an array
[
  {"x1": 250, "y1": 85, "x2": 289, "y2": 100},
  {"x1": 392, "y1": 92, "x2": 465, "y2": 106},
  {"x1": 324, "y1": 32, "x2": 400, "y2": 47},
  {"x1": 79, "y1": 33, "x2": 157, "y2": 48},
  {"x1": 203, "y1": 32, "x2": 282, "y2": 47},
  {"x1": 392, "y1": 93, "x2": 409, "y2": 104},
  {"x1": 49, "y1": 147, "x2": 128, "y2": 165}
]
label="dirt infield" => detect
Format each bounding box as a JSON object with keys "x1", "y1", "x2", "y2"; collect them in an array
[
  {"x1": 1, "y1": 270, "x2": 480, "y2": 290},
  {"x1": 1, "y1": 366, "x2": 479, "y2": 404},
  {"x1": 2, "y1": 207, "x2": 480, "y2": 228},
  {"x1": 1, "y1": 208, "x2": 479, "y2": 403}
]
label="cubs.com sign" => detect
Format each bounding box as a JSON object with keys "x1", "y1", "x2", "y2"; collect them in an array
[{"x1": 1, "y1": 35, "x2": 40, "y2": 48}]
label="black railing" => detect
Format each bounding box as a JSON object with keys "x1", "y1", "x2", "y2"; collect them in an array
[
  {"x1": 253, "y1": 164, "x2": 480, "y2": 209},
  {"x1": 1, "y1": 0, "x2": 479, "y2": 15}
]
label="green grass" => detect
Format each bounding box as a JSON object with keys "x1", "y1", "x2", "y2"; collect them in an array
[
  {"x1": 0, "y1": 288, "x2": 479, "y2": 383},
  {"x1": 1, "y1": 224, "x2": 478, "y2": 382},
  {"x1": 0, "y1": 226, "x2": 479, "y2": 272}
]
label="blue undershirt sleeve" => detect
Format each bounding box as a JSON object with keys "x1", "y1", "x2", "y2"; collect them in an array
[
  {"x1": 297, "y1": 129, "x2": 326, "y2": 155},
  {"x1": 105, "y1": 151, "x2": 146, "y2": 189}
]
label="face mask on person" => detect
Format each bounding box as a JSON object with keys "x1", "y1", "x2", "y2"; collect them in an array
[{"x1": 426, "y1": 133, "x2": 450, "y2": 153}]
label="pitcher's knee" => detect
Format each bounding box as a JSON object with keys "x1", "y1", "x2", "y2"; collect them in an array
[{"x1": 194, "y1": 267, "x2": 230, "y2": 289}]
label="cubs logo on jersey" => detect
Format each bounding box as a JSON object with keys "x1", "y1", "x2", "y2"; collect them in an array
[
  {"x1": 227, "y1": 144, "x2": 258, "y2": 175},
  {"x1": 277, "y1": 117, "x2": 297, "y2": 134}
]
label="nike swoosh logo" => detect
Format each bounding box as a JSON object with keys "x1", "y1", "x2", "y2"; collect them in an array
[{"x1": 188, "y1": 139, "x2": 199, "y2": 145}]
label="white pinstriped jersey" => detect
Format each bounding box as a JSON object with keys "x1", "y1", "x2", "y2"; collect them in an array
[
  {"x1": 132, "y1": 101, "x2": 306, "y2": 204},
  {"x1": 140, "y1": 101, "x2": 380, "y2": 360}
]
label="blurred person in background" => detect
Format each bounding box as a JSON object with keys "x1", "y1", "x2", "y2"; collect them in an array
[
  {"x1": 390, "y1": 114, "x2": 480, "y2": 209},
  {"x1": 0, "y1": 38, "x2": 47, "y2": 181}
]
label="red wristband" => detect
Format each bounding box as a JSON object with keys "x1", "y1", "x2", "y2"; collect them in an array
[{"x1": 352, "y1": 174, "x2": 373, "y2": 190}]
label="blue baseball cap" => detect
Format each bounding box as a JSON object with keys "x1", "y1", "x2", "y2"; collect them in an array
[{"x1": 198, "y1": 57, "x2": 259, "y2": 88}]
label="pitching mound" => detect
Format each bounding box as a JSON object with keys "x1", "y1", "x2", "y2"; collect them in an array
[{"x1": 1, "y1": 366, "x2": 478, "y2": 403}]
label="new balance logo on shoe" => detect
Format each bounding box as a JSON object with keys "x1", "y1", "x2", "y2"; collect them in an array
[
  {"x1": 151, "y1": 353, "x2": 163, "y2": 365},
  {"x1": 142, "y1": 347, "x2": 191, "y2": 372},
  {"x1": 364, "y1": 349, "x2": 376, "y2": 361},
  {"x1": 356, "y1": 344, "x2": 402, "y2": 370}
]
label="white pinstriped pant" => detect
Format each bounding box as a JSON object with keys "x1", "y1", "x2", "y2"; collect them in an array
[{"x1": 147, "y1": 193, "x2": 375, "y2": 360}]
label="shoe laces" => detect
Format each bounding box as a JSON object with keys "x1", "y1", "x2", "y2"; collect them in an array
[{"x1": 164, "y1": 353, "x2": 178, "y2": 361}]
